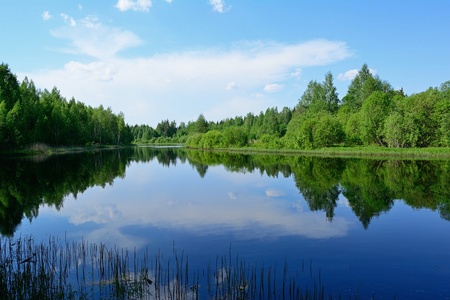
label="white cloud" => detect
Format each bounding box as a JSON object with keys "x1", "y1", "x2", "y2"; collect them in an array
[
  {"x1": 50, "y1": 22, "x2": 142, "y2": 59},
  {"x1": 64, "y1": 61, "x2": 118, "y2": 81},
  {"x1": 265, "y1": 189, "x2": 285, "y2": 197},
  {"x1": 210, "y1": 0, "x2": 230, "y2": 13},
  {"x1": 115, "y1": 0, "x2": 152, "y2": 12},
  {"x1": 264, "y1": 83, "x2": 284, "y2": 93},
  {"x1": 42, "y1": 11, "x2": 51, "y2": 21},
  {"x1": 251, "y1": 93, "x2": 265, "y2": 99},
  {"x1": 60, "y1": 13, "x2": 76, "y2": 27},
  {"x1": 290, "y1": 68, "x2": 302, "y2": 79},
  {"x1": 165, "y1": 0, "x2": 173, "y2": 2},
  {"x1": 226, "y1": 82, "x2": 238, "y2": 90},
  {"x1": 228, "y1": 192, "x2": 237, "y2": 200},
  {"x1": 78, "y1": 4, "x2": 83, "y2": 10},
  {"x1": 337, "y1": 68, "x2": 377, "y2": 81},
  {"x1": 81, "y1": 15, "x2": 100, "y2": 28},
  {"x1": 24, "y1": 17, "x2": 351, "y2": 125},
  {"x1": 337, "y1": 69, "x2": 358, "y2": 81}
]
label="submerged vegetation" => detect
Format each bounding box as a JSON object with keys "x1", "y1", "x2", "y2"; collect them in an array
[{"x1": 0, "y1": 235, "x2": 386, "y2": 300}]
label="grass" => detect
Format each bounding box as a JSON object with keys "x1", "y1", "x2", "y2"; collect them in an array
[
  {"x1": 0, "y1": 235, "x2": 390, "y2": 300},
  {"x1": 191, "y1": 145, "x2": 450, "y2": 160},
  {"x1": 0, "y1": 143, "x2": 135, "y2": 158}
]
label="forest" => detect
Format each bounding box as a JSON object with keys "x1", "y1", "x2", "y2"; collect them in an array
[
  {"x1": 1, "y1": 63, "x2": 448, "y2": 151},
  {"x1": 0, "y1": 64, "x2": 133, "y2": 151},
  {"x1": 133, "y1": 64, "x2": 449, "y2": 150}
]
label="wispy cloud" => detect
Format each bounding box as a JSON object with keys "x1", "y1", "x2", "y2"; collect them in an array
[
  {"x1": 42, "y1": 11, "x2": 51, "y2": 21},
  {"x1": 226, "y1": 82, "x2": 238, "y2": 90},
  {"x1": 264, "y1": 83, "x2": 284, "y2": 93},
  {"x1": 210, "y1": 0, "x2": 230, "y2": 13},
  {"x1": 60, "y1": 13, "x2": 76, "y2": 27},
  {"x1": 290, "y1": 68, "x2": 302, "y2": 79},
  {"x1": 337, "y1": 69, "x2": 358, "y2": 81},
  {"x1": 115, "y1": 0, "x2": 153, "y2": 12},
  {"x1": 25, "y1": 17, "x2": 351, "y2": 125},
  {"x1": 50, "y1": 20, "x2": 142, "y2": 59},
  {"x1": 337, "y1": 68, "x2": 377, "y2": 81},
  {"x1": 265, "y1": 189, "x2": 285, "y2": 197}
]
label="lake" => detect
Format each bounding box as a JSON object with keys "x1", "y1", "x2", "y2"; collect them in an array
[{"x1": 1, "y1": 146, "x2": 449, "y2": 299}]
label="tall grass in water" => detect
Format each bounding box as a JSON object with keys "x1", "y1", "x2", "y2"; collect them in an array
[{"x1": 0, "y1": 236, "x2": 382, "y2": 299}]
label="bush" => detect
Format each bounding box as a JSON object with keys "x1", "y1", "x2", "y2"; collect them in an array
[
  {"x1": 313, "y1": 114, "x2": 344, "y2": 148},
  {"x1": 199, "y1": 130, "x2": 223, "y2": 148},
  {"x1": 359, "y1": 91, "x2": 392, "y2": 145},
  {"x1": 185, "y1": 133, "x2": 204, "y2": 148},
  {"x1": 344, "y1": 113, "x2": 362, "y2": 145},
  {"x1": 222, "y1": 127, "x2": 248, "y2": 147}
]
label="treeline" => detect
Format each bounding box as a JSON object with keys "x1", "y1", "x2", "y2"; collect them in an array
[
  {"x1": 0, "y1": 64, "x2": 133, "y2": 150},
  {"x1": 132, "y1": 107, "x2": 293, "y2": 145},
  {"x1": 133, "y1": 64, "x2": 449, "y2": 149}
]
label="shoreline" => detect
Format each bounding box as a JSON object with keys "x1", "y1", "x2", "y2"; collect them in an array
[
  {"x1": 2, "y1": 143, "x2": 449, "y2": 160},
  {"x1": 0, "y1": 144, "x2": 136, "y2": 158},
  {"x1": 184, "y1": 145, "x2": 450, "y2": 160}
]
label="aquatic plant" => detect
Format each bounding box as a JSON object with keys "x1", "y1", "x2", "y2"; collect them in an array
[{"x1": 0, "y1": 236, "x2": 388, "y2": 299}]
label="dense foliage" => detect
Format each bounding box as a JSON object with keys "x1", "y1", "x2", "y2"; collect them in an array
[
  {"x1": 133, "y1": 64, "x2": 449, "y2": 150},
  {"x1": 0, "y1": 64, "x2": 133, "y2": 150}
]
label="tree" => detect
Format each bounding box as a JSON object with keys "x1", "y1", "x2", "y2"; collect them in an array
[
  {"x1": 0, "y1": 64, "x2": 21, "y2": 112},
  {"x1": 297, "y1": 80, "x2": 324, "y2": 112},
  {"x1": 342, "y1": 64, "x2": 392, "y2": 111},
  {"x1": 117, "y1": 112, "x2": 125, "y2": 144},
  {"x1": 359, "y1": 91, "x2": 392, "y2": 145},
  {"x1": 195, "y1": 114, "x2": 208, "y2": 133},
  {"x1": 297, "y1": 72, "x2": 340, "y2": 114},
  {"x1": 322, "y1": 72, "x2": 339, "y2": 113},
  {"x1": 222, "y1": 127, "x2": 248, "y2": 147}
]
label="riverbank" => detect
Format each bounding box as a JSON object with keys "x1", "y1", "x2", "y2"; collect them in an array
[
  {"x1": 0, "y1": 144, "x2": 135, "y2": 158},
  {"x1": 3, "y1": 143, "x2": 449, "y2": 159},
  {"x1": 185, "y1": 145, "x2": 450, "y2": 159}
]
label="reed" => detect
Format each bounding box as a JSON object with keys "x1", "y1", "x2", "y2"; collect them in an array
[{"x1": 0, "y1": 236, "x2": 389, "y2": 299}]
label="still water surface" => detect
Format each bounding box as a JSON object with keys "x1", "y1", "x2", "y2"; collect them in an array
[{"x1": 1, "y1": 146, "x2": 449, "y2": 299}]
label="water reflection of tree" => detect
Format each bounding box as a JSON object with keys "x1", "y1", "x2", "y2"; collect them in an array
[
  {"x1": 0, "y1": 149, "x2": 131, "y2": 236},
  {"x1": 186, "y1": 150, "x2": 449, "y2": 228},
  {"x1": 0, "y1": 146, "x2": 191, "y2": 236},
  {"x1": 1, "y1": 147, "x2": 448, "y2": 236},
  {"x1": 291, "y1": 157, "x2": 345, "y2": 221}
]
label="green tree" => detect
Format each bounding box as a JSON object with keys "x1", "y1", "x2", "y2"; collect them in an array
[
  {"x1": 359, "y1": 91, "x2": 392, "y2": 145},
  {"x1": 0, "y1": 64, "x2": 21, "y2": 112},
  {"x1": 222, "y1": 127, "x2": 248, "y2": 147},
  {"x1": 322, "y1": 72, "x2": 339, "y2": 113},
  {"x1": 195, "y1": 114, "x2": 208, "y2": 133},
  {"x1": 342, "y1": 64, "x2": 392, "y2": 111},
  {"x1": 297, "y1": 80, "x2": 324, "y2": 113}
]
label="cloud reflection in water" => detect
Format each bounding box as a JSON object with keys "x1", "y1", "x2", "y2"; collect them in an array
[{"x1": 42, "y1": 161, "x2": 350, "y2": 247}]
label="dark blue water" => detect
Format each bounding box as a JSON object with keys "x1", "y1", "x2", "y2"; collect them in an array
[{"x1": 3, "y1": 146, "x2": 450, "y2": 299}]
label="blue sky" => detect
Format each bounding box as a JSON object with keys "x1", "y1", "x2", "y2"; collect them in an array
[{"x1": 1, "y1": 0, "x2": 449, "y2": 126}]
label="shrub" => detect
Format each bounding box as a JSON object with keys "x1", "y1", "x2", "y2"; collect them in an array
[
  {"x1": 222, "y1": 127, "x2": 248, "y2": 147},
  {"x1": 185, "y1": 133, "x2": 204, "y2": 148},
  {"x1": 199, "y1": 130, "x2": 223, "y2": 148}
]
